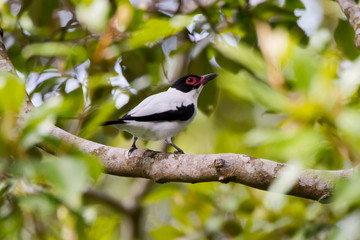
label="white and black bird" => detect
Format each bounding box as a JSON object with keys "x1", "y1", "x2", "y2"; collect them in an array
[{"x1": 103, "y1": 73, "x2": 218, "y2": 154}]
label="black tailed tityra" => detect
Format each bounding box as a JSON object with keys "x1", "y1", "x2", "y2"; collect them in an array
[{"x1": 103, "y1": 73, "x2": 218, "y2": 154}]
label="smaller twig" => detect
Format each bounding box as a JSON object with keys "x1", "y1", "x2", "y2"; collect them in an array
[
  {"x1": 175, "y1": 0, "x2": 183, "y2": 14},
  {"x1": 123, "y1": 179, "x2": 153, "y2": 211},
  {"x1": 125, "y1": 178, "x2": 152, "y2": 240},
  {"x1": 84, "y1": 179, "x2": 152, "y2": 240},
  {"x1": 84, "y1": 188, "x2": 132, "y2": 213},
  {"x1": 84, "y1": 179, "x2": 152, "y2": 214}
]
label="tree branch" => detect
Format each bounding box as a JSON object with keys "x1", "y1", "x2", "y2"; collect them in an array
[
  {"x1": 337, "y1": 0, "x2": 360, "y2": 49},
  {"x1": 0, "y1": 28, "x2": 355, "y2": 203},
  {"x1": 84, "y1": 178, "x2": 152, "y2": 215},
  {"x1": 84, "y1": 188, "x2": 131, "y2": 214},
  {"x1": 44, "y1": 125, "x2": 355, "y2": 202}
]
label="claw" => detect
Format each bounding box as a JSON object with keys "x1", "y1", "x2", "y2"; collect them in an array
[
  {"x1": 165, "y1": 138, "x2": 184, "y2": 155},
  {"x1": 128, "y1": 136, "x2": 138, "y2": 157},
  {"x1": 128, "y1": 146, "x2": 137, "y2": 156},
  {"x1": 174, "y1": 150, "x2": 184, "y2": 154}
]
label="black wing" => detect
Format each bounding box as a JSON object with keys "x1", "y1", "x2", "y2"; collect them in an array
[{"x1": 102, "y1": 104, "x2": 194, "y2": 126}]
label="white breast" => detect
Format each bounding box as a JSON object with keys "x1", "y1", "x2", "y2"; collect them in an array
[{"x1": 116, "y1": 114, "x2": 196, "y2": 141}]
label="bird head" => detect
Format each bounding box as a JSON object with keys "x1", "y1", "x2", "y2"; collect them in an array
[{"x1": 170, "y1": 73, "x2": 218, "y2": 93}]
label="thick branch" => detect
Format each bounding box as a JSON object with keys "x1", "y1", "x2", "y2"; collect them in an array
[
  {"x1": 337, "y1": 0, "x2": 360, "y2": 49},
  {"x1": 42, "y1": 125, "x2": 352, "y2": 202},
  {"x1": 0, "y1": 29, "x2": 355, "y2": 203}
]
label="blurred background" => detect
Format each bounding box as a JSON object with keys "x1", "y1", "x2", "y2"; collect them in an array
[{"x1": 1, "y1": 0, "x2": 360, "y2": 239}]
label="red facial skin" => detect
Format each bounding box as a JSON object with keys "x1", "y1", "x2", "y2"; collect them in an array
[
  {"x1": 185, "y1": 74, "x2": 216, "y2": 87},
  {"x1": 200, "y1": 75, "x2": 208, "y2": 85},
  {"x1": 186, "y1": 76, "x2": 197, "y2": 85},
  {"x1": 186, "y1": 76, "x2": 206, "y2": 86}
]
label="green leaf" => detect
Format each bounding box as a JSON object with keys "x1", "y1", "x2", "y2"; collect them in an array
[
  {"x1": 150, "y1": 225, "x2": 183, "y2": 240},
  {"x1": 234, "y1": 8, "x2": 257, "y2": 45},
  {"x1": 223, "y1": 220, "x2": 243, "y2": 237},
  {"x1": 283, "y1": 46, "x2": 320, "y2": 92},
  {"x1": 57, "y1": 87, "x2": 85, "y2": 119},
  {"x1": 85, "y1": 216, "x2": 119, "y2": 240},
  {"x1": 214, "y1": 39, "x2": 267, "y2": 81},
  {"x1": 333, "y1": 172, "x2": 360, "y2": 212},
  {"x1": 218, "y1": 70, "x2": 288, "y2": 112},
  {"x1": 18, "y1": 193, "x2": 59, "y2": 216},
  {"x1": 28, "y1": 0, "x2": 59, "y2": 26},
  {"x1": 20, "y1": 96, "x2": 62, "y2": 149},
  {"x1": 335, "y1": 20, "x2": 360, "y2": 60},
  {"x1": 129, "y1": 15, "x2": 192, "y2": 49},
  {"x1": 80, "y1": 99, "x2": 115, "y2": 138},
  {"x1": 76, "y1": 153, "x2": 103, "y2": 181},
  {"x1": 39, "y1": 157, "x2": 88, "y2": 207},
  {"x1": 336, "y1": 109, "x2": 360, "y2": 140},
  {"x1": 0, "y1": 207, "x2": 23, "y2": 239},
  {"x1": 214, "y1": 50, "x2": 245, "y2": 73},
  {"x1": 0, "y1": 72, "x2": 25, "y2": 114},
  {"x1": 22, "y1": 42, "x2": 87, "y2": 62},
  {"x1": 244, "y1": 127, "x2": 326, "y2": 162}
]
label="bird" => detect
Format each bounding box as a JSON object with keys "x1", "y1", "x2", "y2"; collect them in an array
[{"x1": 102, "y1": 73, "x2": 218, "y2": 155}]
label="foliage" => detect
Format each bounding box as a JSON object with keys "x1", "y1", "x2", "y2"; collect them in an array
[{"x1": 1, "y1": 0, "x2": 360, "y2": 239}]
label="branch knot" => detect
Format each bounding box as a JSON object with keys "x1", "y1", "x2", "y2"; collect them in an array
[{"x1": 214, "y1": 158, "x2": 225, "y2": 169}]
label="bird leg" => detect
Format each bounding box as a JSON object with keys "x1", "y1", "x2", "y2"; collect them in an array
[
  {"x1": 165, "y1": 138, "x2": 184, "y2": 154},
  {"x1": 128, "y1": 136, "x2": 138, "y2": 156}
]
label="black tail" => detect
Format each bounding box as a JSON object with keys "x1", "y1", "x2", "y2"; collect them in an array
[{"x1": 102, "y1": 119, "x2": 125, "y2": 126}]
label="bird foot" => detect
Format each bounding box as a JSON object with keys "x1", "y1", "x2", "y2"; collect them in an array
[
  {"x1": 128, "y1": 147, "x2": 137, "y2": 157},
  {"x1": 173, "y1": 150, "x2": 184, "y2": 154}
]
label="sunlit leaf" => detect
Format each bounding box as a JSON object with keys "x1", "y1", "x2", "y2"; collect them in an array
[
  {"x1": 214, "y1": 38, "x2": 267, "y2": 81},
  {"x1": 129, "y1": 15, "x2": 192, "y2": 49},
  {"x1": 150, "y1": 225, "x2": 183, "y2": 240},
  {"x1": 0, "y1": 72, "x2": 25, "y2": 114},
  {"x1": 285, "y1": 47, "x2": 320, "y2": 92},
  {"x1": 334, "y1": 20, "x2": 360, "y2": 60},
  {"x1": 80, "y1": 99, "x2": 115, "y2": 138},
  {"x1": 39, "y1": 157, "x2": 88, "y2": 207},
  {"x1": 18, "y1": 193, "x2": 59, "y2": 216},
  {"x1": 22, "y1": 42, "x2": 87, "y2": 62},
  {"x1": 76, "y1": 0, "x2": 110, "y2": 32},
  {"x1": 75, "y1": 152, "x2": 103, "y2": 181},
  {"x1": 336, "y1": 109, "x2": 360, "y2": 144},
  {"x1": 85, "y1": 215, "x2": 119, "y2": 240},
  {"x1": 245, "y1": 127, "x2": 327, "y2": 163},
  {"x1": 218, "y1": 70, "x2": 289, "y2": 112}
]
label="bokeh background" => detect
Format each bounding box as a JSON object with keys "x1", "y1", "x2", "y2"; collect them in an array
[{"x1": 1, "y1": 0, "x2": 360, "y2": 239}]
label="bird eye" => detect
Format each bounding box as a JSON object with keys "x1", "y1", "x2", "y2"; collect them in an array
[{"x1": 186, "y1": 77, "x2": 196, "y2": 85}]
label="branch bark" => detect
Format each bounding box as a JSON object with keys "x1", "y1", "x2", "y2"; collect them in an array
[
  {"x1": 0, "y1": 30, "x2": 15, "y2": 72},
  {"x1": 0, "y1": 29, "x2": 356, "y2": 203},
  {"x1": 45, "y1": 126, "x2": 355, "y2": 202},
  {"x1": 337, "y1": 0, "x2": 360, "y2": 49}
]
